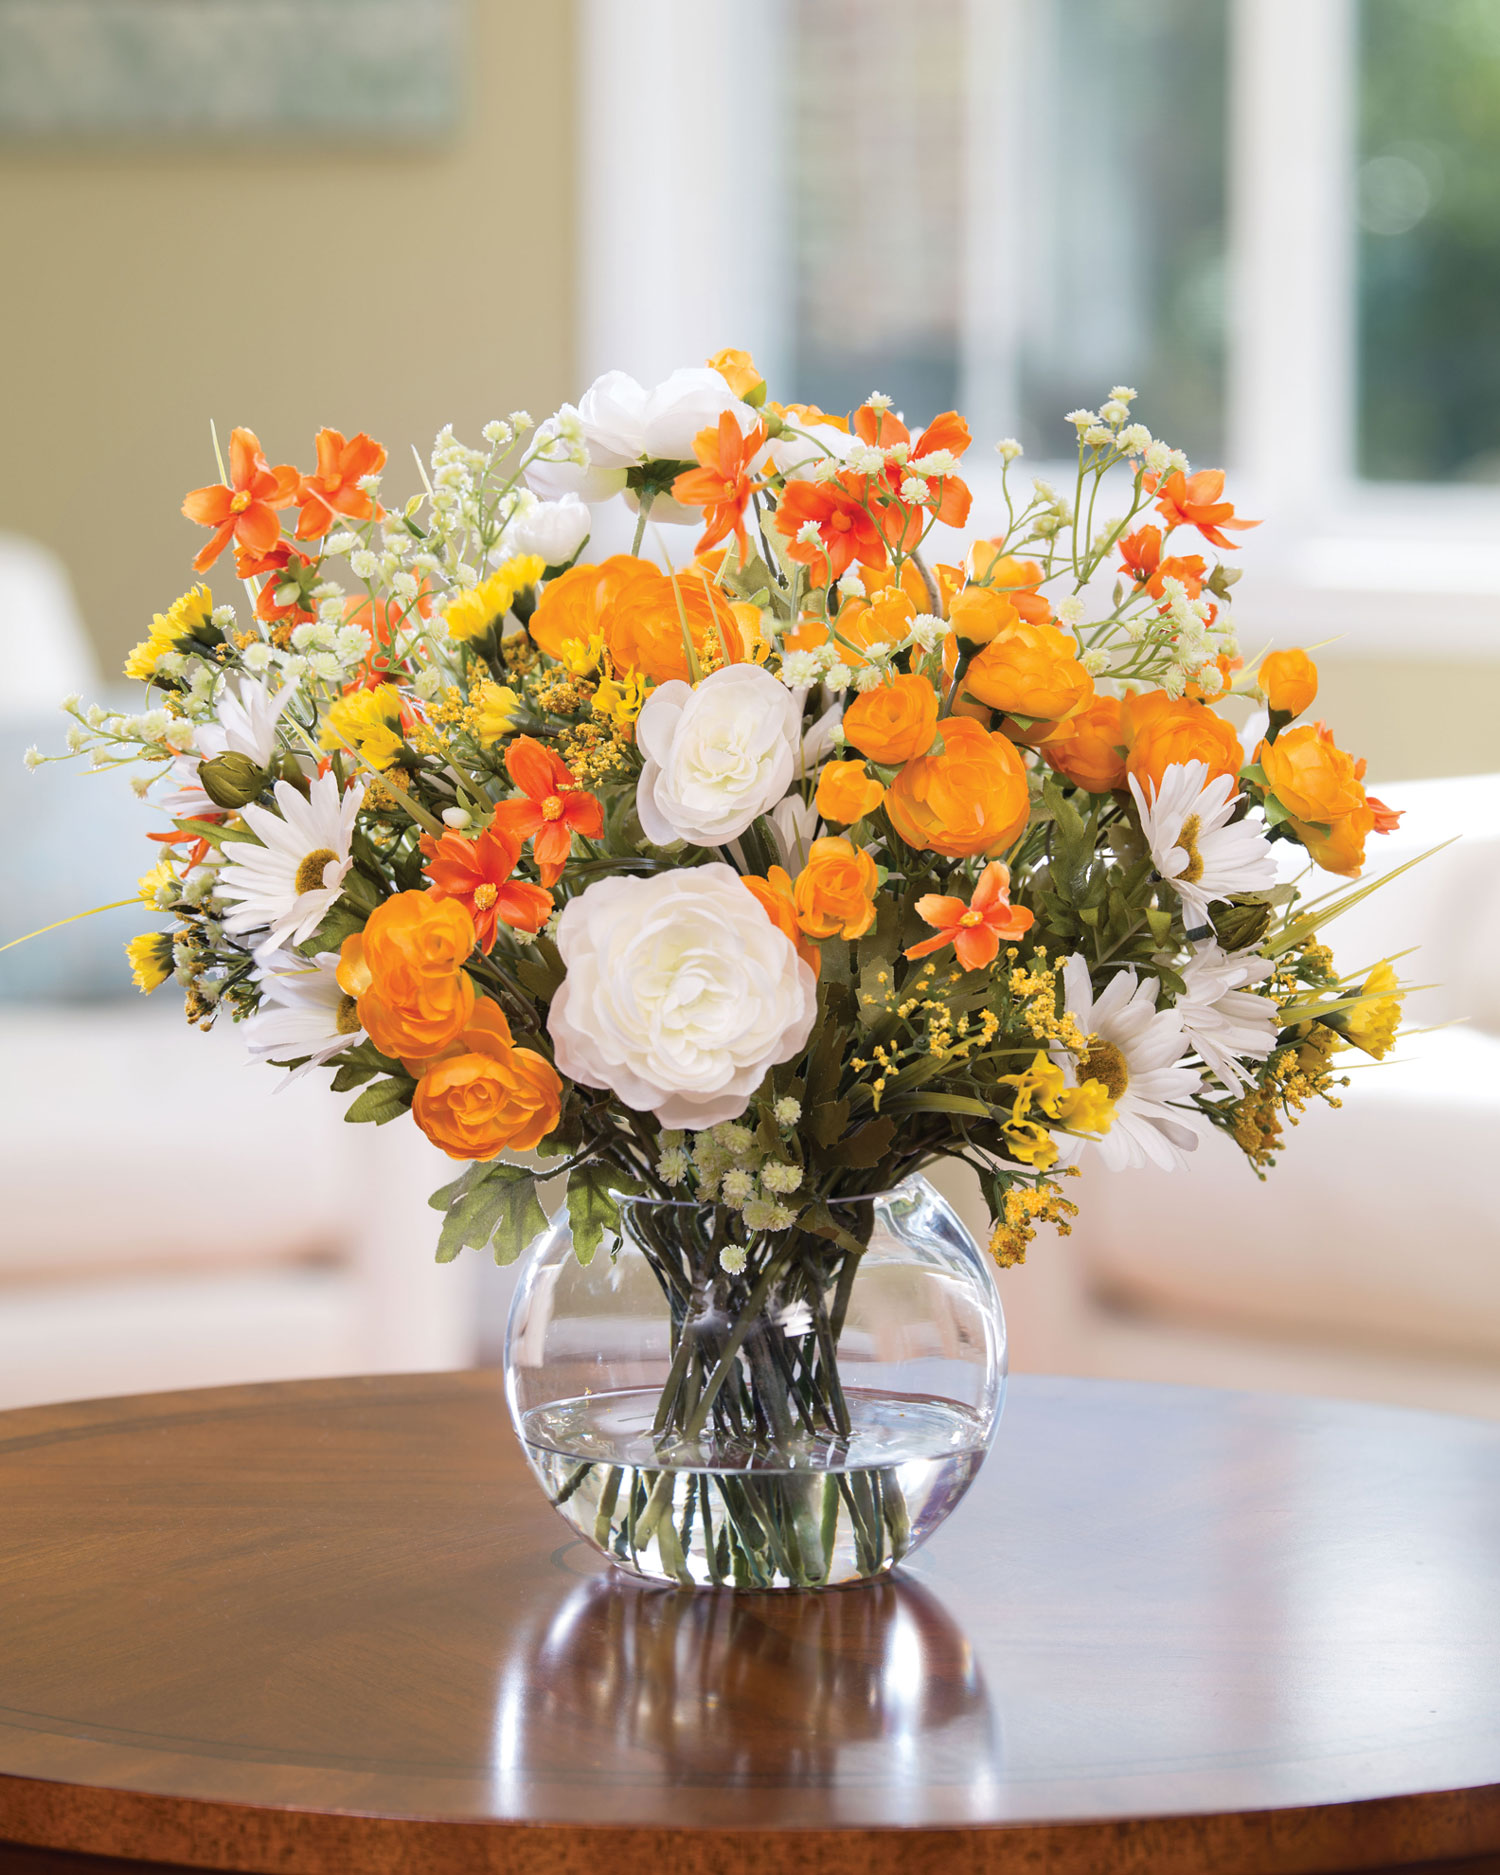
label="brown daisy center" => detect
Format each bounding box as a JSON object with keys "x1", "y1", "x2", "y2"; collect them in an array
[
  {"x1": 1177, "y1": 814, "x2": 1204, "y2": 885},
  {"x1": 294, "y1": 847, "x2": 338, "y2": 896},
  {"x1": 1080, "y1": 1038, "x2": 1129, "y2": 1102},
  {"x1": 335, "y1": 994, "x2": 362, "y2": 1035}
]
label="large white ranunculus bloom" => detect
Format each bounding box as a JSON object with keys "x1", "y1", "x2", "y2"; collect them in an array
[
  {"x1": 548, "y1": 864, "x2": 818, "y2": 1129},
  {"x1": 575, "y1": 367, "x2": 755, "y2": 468},
  {"x1": 636, "y1": 663, "x2": 803, "y2": 848},
  {"x1": 524, "y1": 406, "x2": 628, "y2": 505}
]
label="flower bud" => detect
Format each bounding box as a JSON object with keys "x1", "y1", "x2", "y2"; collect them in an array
[
  {"x1": 1258, "y1": 649, "x2": 1317, "y2": 717},
  {"x1": 197, "y1": 751, "x2": 268, "y2": 809}
]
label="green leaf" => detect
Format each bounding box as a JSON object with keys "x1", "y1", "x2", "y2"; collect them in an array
[
  {"x1": 566, "y1": 1162, "x2": 646, "y2": 1266},
  {"x1": 329, "y1": 1059, "x2": 378, "y2": 1093},
  {"x1": 302, "y1": 896, "x2": 368, "y2": 956},
  {"x1": 808, "y1": 1098, "x2": 851, "y2": 1147},
  {"x1": 344, "y1": 1076, "x2": 415, "y2": 1125},
  {"x1": 799, "y1": 1201, "x2": 870, "y2": 1260},
  {"x1": 844, "y1": 1115, "x2": 897, "y2": 1168},
  {"x1": 430, "y1": 1161, "x2": 548, "y2": 1265}
]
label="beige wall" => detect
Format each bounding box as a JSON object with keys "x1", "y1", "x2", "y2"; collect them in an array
[
  {"x1": 0, "y1": 0, "x2": 576, "y2": 676},
  {"x1": 1315, "y1": 656, "x2": 1500, "y2": 783}
]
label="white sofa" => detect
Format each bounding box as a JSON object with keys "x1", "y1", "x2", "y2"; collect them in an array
[
  {"x1": 944, "y1": 771, "x2": 1500, "y2": 1419},
  {"x1": 0, "y1": 537, "x2": 479, "y2": 1410}
]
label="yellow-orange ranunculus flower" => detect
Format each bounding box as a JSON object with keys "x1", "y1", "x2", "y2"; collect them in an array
[
  {"x1": 411, "y1": 1002, "x2": 562, "y2": 1160},
  {"x1": 1259, "y1": 649, "x2": 1318, "y2": 717},
  {"x1": 885, "y1": 717, "x2": 1030, "y2": 858},
  {"x1": 1045, "y1": 693, "x2": 1127, "y2": 794},
  {"x1": 963, "y1": 619, "x2": 1093, "y2": 725},
  {"x1": 842, "y1": 672, "x2": 940, "y2": 766},
  {"x1": 793, "y1": 836, "x2": 879, "y2": 940},
  {"x1": 742, "y1": 867, "x2": 822, "y2": 975},
  {"x1": 528, "y1": 555, "x2": 653, "y2": 663},
  {"x1": 946, "y1": 584, "x2": 1015, "y2": 647},
  {"x1": 604, "y1": 565, "x2": 746, "y2": 683},
  {"x1": 708, "y1": 347, "x2": 764, "y2": 401},
  {"x1": 784, "y1": 588, "x2": 915, "y2": 667},
  {"x1": 1258, "y1": 722, "x2": 1371, "y2": 876},
  {"x1": 1123, "y1": 690, "x2": 1244, "y2": 794},
  {"x1": 338, "y1": 890, "x2": 476, "y2": 1061},
  {"x1": 815, "y1": 760, "x2": 885, "y2": 824}
]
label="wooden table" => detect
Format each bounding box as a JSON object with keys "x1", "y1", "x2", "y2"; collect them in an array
[{"x1": 0, "y1": 1373, "x2": 1497, "y2": 1875}]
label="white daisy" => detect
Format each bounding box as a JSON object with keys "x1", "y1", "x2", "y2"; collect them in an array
[
  {"x1": 215, "y1": 770, "x2": 363, "y2": 947},
  {"x1": 1178, "y1": 942, "x2": 1279, "y2": 1093},
  {"x1": 1129, "y1": 759, "x2": 1276, "y2": 935},
  {"x1": 244, "y1": 948, "x2": 365, "y2": 1083},
  {"x1": 1053, "y1": 953, "x2": 1207, "y2": 1173},
  {"x1": 157, "y1": 676, "x2": 298, "y2": 819}
]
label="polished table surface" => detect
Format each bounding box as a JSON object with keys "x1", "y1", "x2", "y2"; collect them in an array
[{"x1": 0, "y1": 1372, "x2": 1498, "y2": 1875}]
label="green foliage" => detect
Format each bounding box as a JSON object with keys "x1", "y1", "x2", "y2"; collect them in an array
[
  {"x1": 429, "y1": 1160, "x2": 549, "y2": 1265},
  {"x1": 343, "y1": 1074, "x2": 416, "y2": 1125},
  {"x1": 566, "y1": 1161, "x2": 646, "y2": 1266}
]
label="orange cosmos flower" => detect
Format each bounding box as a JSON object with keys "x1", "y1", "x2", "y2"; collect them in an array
[
  {"x1": 237, "y1": 540, "x2": 318, "y2": 626},
  {"x1": 1367, "y1": 793, "x2": 1404, "y2": 835},
  {"x1": 420, "y1": 819, "x2": 553, "y2": 953},
  {"x1": 670, "y1": 413, "x2": 766, "y2": 558},
  {"x1": 815, "y1": 760, "x2": 885, "y2": 824},
  {"x1": 842, "y1": 672, "x2": 941, "y2": 766},
  {"x1": 490, "y1": 737, "x2": 603, "y2": 886},
  {"x1": 294, "y1": 429, "x2": 387, "y2": 540},
  {"x1": 338, "y1": 891, "x2": 476, "y2": 1061},
  {"x1": 1147, "y1": 468, "x2": 1259, "y2": 551},
  {"x1": 1045, "y1": 693, "x2": 1128, "y2": 794},
  {"x1": 181, "y1": 427, "x2": 300, "y2": 573},
  {"x1": 410, "y1": 1001, "x2": 562, "y2": 1160},
  {"x1": 776, "y1": 474, "x2": 889, "y2": 581},
  {"x1": 885, "y1": 717, "x2": 1030, "y2": 859},
  {"x1": 1119, "y1": 525, "x2": 1211, "y2": 603},
  {"x1": 1122, "y1": 690, "x2": 1244, "y2": 794},
  {"x1": 742, "y1": 867, "x2": 822, "y2": 976},
  {"x1": 905, "y1": 860, "x2": 1033, "y2": 970},
  {"x1": 793, "y1": 836, "x2": 880, "y2": 940}
]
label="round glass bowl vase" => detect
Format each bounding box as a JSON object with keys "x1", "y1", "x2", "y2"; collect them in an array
[{"x1": 504, "y1": 1174, "x2": 1006, "y2": 1590}]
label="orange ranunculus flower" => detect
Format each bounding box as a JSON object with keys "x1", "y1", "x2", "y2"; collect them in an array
[
  {"x1": 294, "y1": 428, "x2": 387, "y2": 540},
  {"x1": 742, "y1": 866, "x2": 822, "y2": 975},
  {"x1": 1259, "y1": 722, "x2": 1371, "y2": 874},
  {"x1": 793, "y1": 836, "x2": 879, "y2": 940},
  {"x1": 707, "y1": 347, "x2": 764, "y2": 400},
  {"x1": 885, "y1": 718, "x2": 1030, "y2": 859},
  {"x1": 1122, "y1": 691, "x2": 1244, "y2": 794},
  {"x1": 842, "y1": 672, "x2": 940, "y2": 766},
  {"x1": 963, "y1": 619, "x2": 1093, "y2": 725},
  {"x1": 783, "y1": 587, "x2": 915, "y2": 666},
  {"x1": 1259, "y1": 649, "x2": 1318, "y2": 717},
  {"x1": 964, "y1": 549, "x2": 1052, "y2": 624},
  {"x1": 412, "y1": 1002, "x2": 563, "y2": 1160},
  {"x1": 604, "y1": 565, "x2": 746, "y2": 682},
  {"x1": 947, "y1": 584, "x2": 1015, "y2": 647},
  {"x1": 1045, "y1": 694, "x2": 1127, "y2": 793},
  {"x1": 338, "y1": 890, "x2": 476, "y2": 1061},
  {"x1": 527, "y1": 555, "x2": 654, "y2": 662},
  {"x1": 815, "y1": 760, "x2": 885, "y2": 824}
]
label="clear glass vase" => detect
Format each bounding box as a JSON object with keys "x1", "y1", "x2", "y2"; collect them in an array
[{"x1": 504, "y1": 1174, "x2": 1005, "y2": 1590}]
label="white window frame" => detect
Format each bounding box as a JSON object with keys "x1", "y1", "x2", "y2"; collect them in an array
[{"x1": 578, "y1": 0, "x2": 1500, "y2": 654}]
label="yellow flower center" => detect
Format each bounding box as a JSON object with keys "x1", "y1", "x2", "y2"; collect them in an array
[
  {"x1": 1177, "y1": 813, "x2": 1204, "y2": 885},
  {"x1": 473, "y1": 882, "x2": 498, "y2": 911},
  {"x1": 959, "y1": 909, "x2": 983, "y2": 926},
  {"x1": 294, "y1": 847, "x2": 338, "y2": 896},
  {"x1": 541, "y1": 795, "x2": 565, "y2": 821},
  {"x1": 1080, "y1": 1038, "x2": 1129, "y2": 1102},
  {"x1": 229, "y1": 489, "x2": 253, "y2": 514},
  {"x1": 335, "y1": 994, "x2": 362, "y2": 1035}
]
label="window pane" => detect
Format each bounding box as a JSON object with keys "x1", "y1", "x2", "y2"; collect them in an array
[
  {"x1": 1357, "y1": 0, "x2": 1500, "y2": 482},
  {"x1": 1015, "y1": 0, "x2": 1227, "y2": 463},
  {"x1": 788, "y1": 0, "x2": 965, "y2": 423},
  {"x1": 786, "y1": 0, "x2": 1228, "y2": 458}
]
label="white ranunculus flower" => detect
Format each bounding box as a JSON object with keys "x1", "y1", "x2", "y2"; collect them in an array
[
  {"x1": 575, "y1": 367, "x2": 755, "y2": 469},
  {"x1": 767, "y1": 418, "x2": 857, "y2": 481},
  {"x1": 636, "y1": 663, "x2": 803, "y2": 848},
  {"x1": 510, "y1": 494, "x2": 591, "y2": 566},
  {"x1": 548, "y1": 864, "x2": 818, "y2": 1129},
  {"x1": 524, "y1": 406, "x2": 628, "y2": 505}
]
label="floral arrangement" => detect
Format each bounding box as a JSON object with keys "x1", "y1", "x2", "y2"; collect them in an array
[{"x1": 38, "y1": 356, "x2": 1410, "y2": 1276}]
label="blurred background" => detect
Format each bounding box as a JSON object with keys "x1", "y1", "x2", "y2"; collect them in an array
[{"x1": 1, "y1": 0, "x2": 1496, "y2": 1414}]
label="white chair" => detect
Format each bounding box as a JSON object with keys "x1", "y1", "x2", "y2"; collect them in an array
[{"x1": 0, "y1": 537, "x2": 479, "y2": 1410}]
